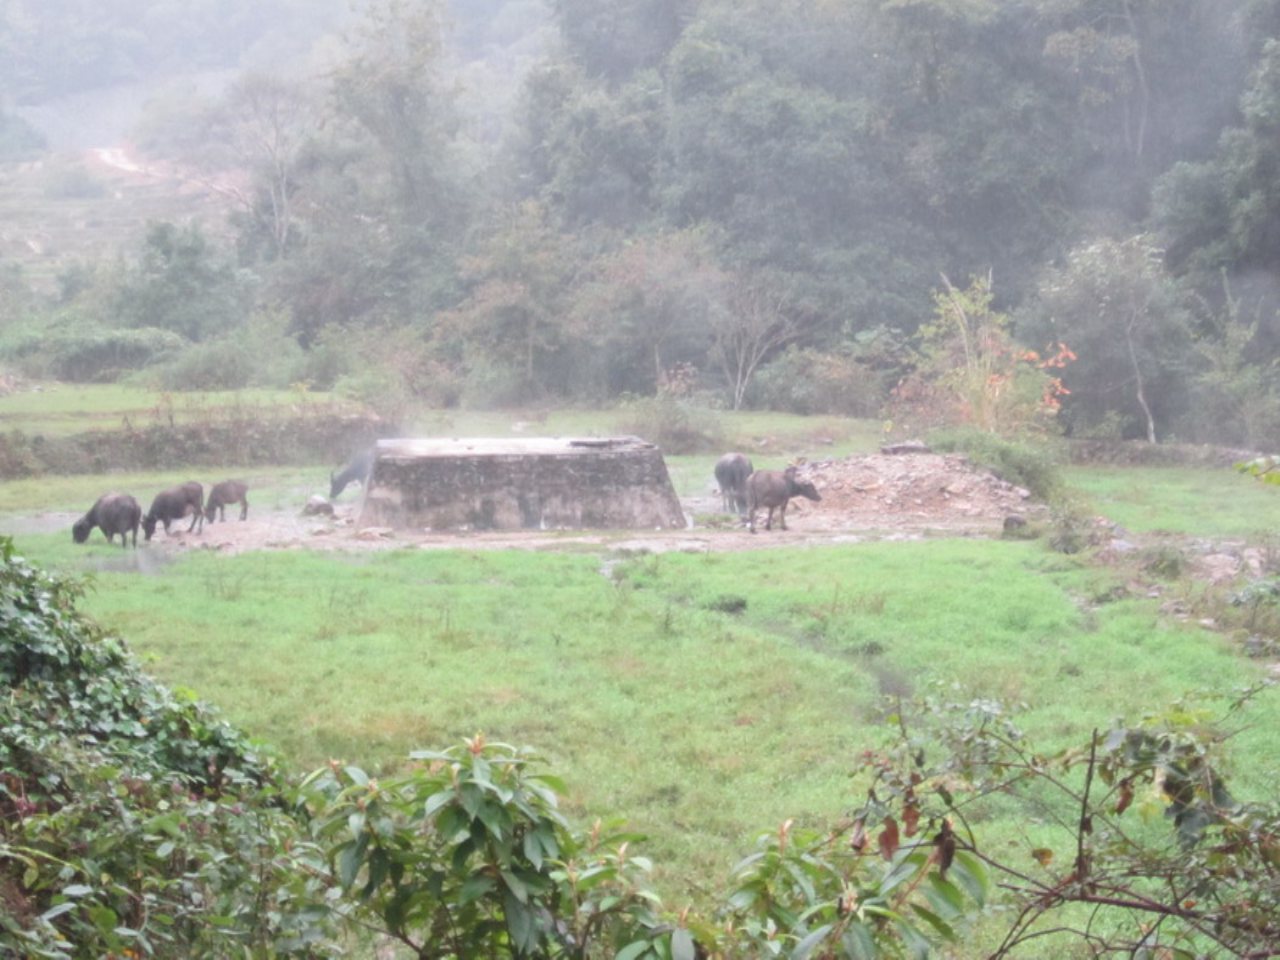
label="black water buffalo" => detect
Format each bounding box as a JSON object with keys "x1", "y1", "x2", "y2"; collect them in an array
[
  {"x1": 746, "y1": 466, "x2": 821, "y2": 533},
  {"x1": 205, "y1": 480, "x2": 249, "y2": 522},
  {"x1": 72, "y1": 493, "x2": 142, "y2": 547},
  {"x1": 330, "y1": 448, "x2": 374, "y2": 499},
  {"x1": 714, "y1": 452, "x2": 754, "y2": 515},
  {"x1": 143, "y1": 481, "x2": 204, "y2": 540}
]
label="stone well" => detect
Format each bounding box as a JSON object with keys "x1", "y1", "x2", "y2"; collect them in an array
[{"x1": 357, "y1": 437, "x2": 686, "y2": 531}]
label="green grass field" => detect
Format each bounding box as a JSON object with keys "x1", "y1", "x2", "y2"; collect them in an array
[
  {"x1": 5, "y1": 392, "x2": 1280, "y2": 940},
  {"x1": 12, "y1": 531, "x2": 1277, "y2": 906},
  {"x1": 0, "y1": 382, "x2": 363, "y2": 436},
  {"x1": 1067, "y1": 465, "x2": 1280, "y2": 537}
]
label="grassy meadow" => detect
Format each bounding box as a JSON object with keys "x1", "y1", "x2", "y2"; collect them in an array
[
  {"x1": 3, "y1": 386, "x2": 1280, "y2": 933},
  {"x1": 1066, "y1": 464, "x2": 1280, "y2": 537},
  {"x1": 0, "y1": 382, "x2": 361, "y2": 436},
  {"x1": 10, "y1": 529, "x2": 1278, "y2": 906}
]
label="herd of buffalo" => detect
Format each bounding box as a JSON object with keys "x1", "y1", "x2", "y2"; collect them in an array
[
  {"x1": 70, "y1": 450, "x2": 822, "y2": 546},
  {"x1": 72, "y1": 480, "x2": 248, "y2": 548}
]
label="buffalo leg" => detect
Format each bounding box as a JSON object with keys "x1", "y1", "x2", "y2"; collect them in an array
[{"x1": 239, "y1": 498, "x2": 248, "y2": 521}]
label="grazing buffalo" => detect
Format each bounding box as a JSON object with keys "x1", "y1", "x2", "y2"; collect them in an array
[
  {"x1": 72, "y1": 493, "x2": 142, "y2": 548},
  {"x1": 205, "y1": 480, "x2": 249, "y2": 523},
  {"x1": 143, "y1": 481, "x2": 204, "y2": 540},
  {"x1": 746, "y1": 466, "x2": 822, "y2": 533},
  {"x1": 714, "y1": 452, "x2": 754, "y2": 515},
  {"x1": 329, "y1": 448, "x2": 374, "y2": 499}
]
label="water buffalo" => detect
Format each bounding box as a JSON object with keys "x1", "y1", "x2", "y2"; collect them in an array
[
  {"x1": 746, "y1": 466, "x2": 821, "y2": 533},
  {"x1": 143, "y1": 481, "x2": 204, "y2": 540},
  {"x1": 330, "y1": 448, "x2": 374, "y2": 499},
  {"x1": 714, "y1": 452, "x2": 754, "y2": 515},
  {"x1": 205, "y1": 480, "x2": 249, "y2": 522},
  {"x1": 72, "y1": 493, "x2": 142, "y2": 547}
]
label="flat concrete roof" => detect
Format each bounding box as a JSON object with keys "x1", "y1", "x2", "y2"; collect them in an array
[{"x1": 374, "y1": 436, "x2": 657, "y2": 458}]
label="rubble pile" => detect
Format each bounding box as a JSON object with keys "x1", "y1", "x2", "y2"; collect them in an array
[{"x1": 797, "y1": 453, "x2": 1037, "y2": 523}]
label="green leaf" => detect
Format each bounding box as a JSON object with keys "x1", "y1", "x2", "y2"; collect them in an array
[
  {"x1": 62, "y1": 884, "x2": 93, "y2": 898},
  {"x1": 895, "y1": 916, "x2": 932, "y2": 960},
  {"x1": 522, "y1": 829, "x2": 544, "y2": 870},
  {"x1": 792, "y1": 923, "x2": 834, "y2": 959},
  {"x1": 504, "y1": 888, "x2": 538, "y2": 954},
  {"x1": 948, "y1": 852, "x2": 988, "y2": 907},
  {"x1": 40, "y1": 902, "x2": 77, "y2": 921},
  {"x1": 459, "y1": 874, "x2": 495, "y2": 905},
  {"x1": 924, "y1": 875, "x2": 965, "y2": 918},
  {"x1": 86, "y1": 904, "x2": 117, "y2": 931},
  {"x1": 423, "y1": 789, "x2": 455, "y2": 820},
  {"x1": 337, "y1": 841, "x2": 363, "y2": 890},
  {"x1": 842, "y1": 923, "x2": 877, "y2": 960},
  {"x1": 910, "y1": 903, "x2": 957, "y2": 942},
  {"x1": 879, "y1": 852, "x2": 926, "y2": 896},
  {"x1": 501, "y1": 869, "x2": 529, "y2": 904},
  {"x1": 616, "y1": 941, "x2": 652, "y2": 960},
  {"x1": 671, "y1": 927, "x2": 696, "y2": 960},
  {"x1": 344, "y1": 766, "x2": 369, "y2": 787}
]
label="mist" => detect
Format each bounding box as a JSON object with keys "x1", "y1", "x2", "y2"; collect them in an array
[{"x1": 1, "y1": 0, "x2": 1279, "y2": 446}]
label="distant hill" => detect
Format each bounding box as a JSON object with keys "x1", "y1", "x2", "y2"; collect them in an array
[{"x1": 0, "y1": 145, "x2": 234, "y2": 294}]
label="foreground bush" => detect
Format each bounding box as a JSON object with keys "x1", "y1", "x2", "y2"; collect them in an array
[
  {"x1": 0, "y1": 538, "x2": 334, "y2": 957},
  {"x1": 6, "y1": 542, "x2": 1275, "y2": 957}
]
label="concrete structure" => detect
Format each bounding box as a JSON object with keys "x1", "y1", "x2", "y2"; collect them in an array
[{"x1": 357, "y1": 437, "x2": 686, "y2": 531}]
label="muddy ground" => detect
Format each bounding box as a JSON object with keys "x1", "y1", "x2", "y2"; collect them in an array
[{"x1": 30, "y1": 453, "x2": 1043, "y2": 558}]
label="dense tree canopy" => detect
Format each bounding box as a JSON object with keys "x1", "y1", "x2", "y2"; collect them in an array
[{"x1": 6, "y1": 0, "x2": 1280, "y2": 442}]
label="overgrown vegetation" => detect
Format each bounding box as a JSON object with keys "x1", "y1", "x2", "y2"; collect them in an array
[
  {"x1": 5, "y1": 538, "x2": 1279, "y2": 957},
  {"x1": 0, "y1": 538, "x2": 333, "y2": 957},
  {"x1": 927, "y1": 429, "x2": 1063, "y2": 501}
]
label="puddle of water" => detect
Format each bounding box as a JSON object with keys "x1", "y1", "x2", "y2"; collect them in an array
[{"x1": 83, "y1": 547, "x2": 175, "y2": 575}]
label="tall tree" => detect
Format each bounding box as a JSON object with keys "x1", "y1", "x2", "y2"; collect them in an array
[
  {"x1": 112, "y1": 223, "x2": 251, "y2": 343},
  {"x1": 1017, "y1": 236, "x2": 1192, "y2": 441}
]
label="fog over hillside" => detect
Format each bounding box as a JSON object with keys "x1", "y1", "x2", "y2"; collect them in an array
[{"x1": 2, "y1": 0, "x2": 1280, "y2": 449}]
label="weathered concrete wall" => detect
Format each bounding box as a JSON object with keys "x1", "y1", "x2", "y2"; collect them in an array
[{"x1": 358, "y1": 437, "x2": 686, "y2": 531}]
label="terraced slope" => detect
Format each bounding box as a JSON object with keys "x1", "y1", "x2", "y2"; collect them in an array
[{"x1": 0, "y1": 149, "x2": 235, "y2": 292}]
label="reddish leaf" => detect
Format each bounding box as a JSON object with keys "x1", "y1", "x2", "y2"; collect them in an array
[
  {"x1": 903, "y1": 803, "x2": 920, "y2": 838},
  {"x1": 850, "y1": 818, "x2": 868, "y2": 853},
  {"x1": 933, "y1": 820, "x2": 956, "y2": 876},
  {"x1": 1115, "y1": 780, "x2": 1134, "y2": 815},
  {"x1": 879, "y1": 816, "x2": 900, "y2": 860}
]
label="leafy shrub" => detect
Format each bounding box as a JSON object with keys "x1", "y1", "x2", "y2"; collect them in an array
[
  {"x1": 750, "y1": 345, "x2": 890, "y2": 416},
  {"x1": 1, "y1": 322, "x2": 186, "y2": 382},
  {"x1": 0, "y1": 538, "x2": 334, "y2": 957},
  {"x1": 867, "y1": 690, "x2": 1280, "y2": 958},
  {"x1": 928, "y1": 427, "x2": 1063, "y2": 500},
  {"x1": 1230, "y1": 577, "x2": 1280, "y2": 635},
  {"x1": 460, "y1": 356, "x2": 536, "y2": 409},
  {"x1": 1141, "y1": 545, "x2": 1186, "y2": 579},
  {"x1": 1046, "y1": 493, "x2": 1097, "y2": 554},
  {"x1": 146, "y1": 312, "x2": 307, "y2": 391},
  {"x1": 1238, "y1": 454, "x2": 1280, "y2": 486},
  {"x1": 614, "y1": 395, "x2": 725, "y2": 454},
  {"x1": 302, "y1": 737, "x2": 679, "y2": 958}
]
